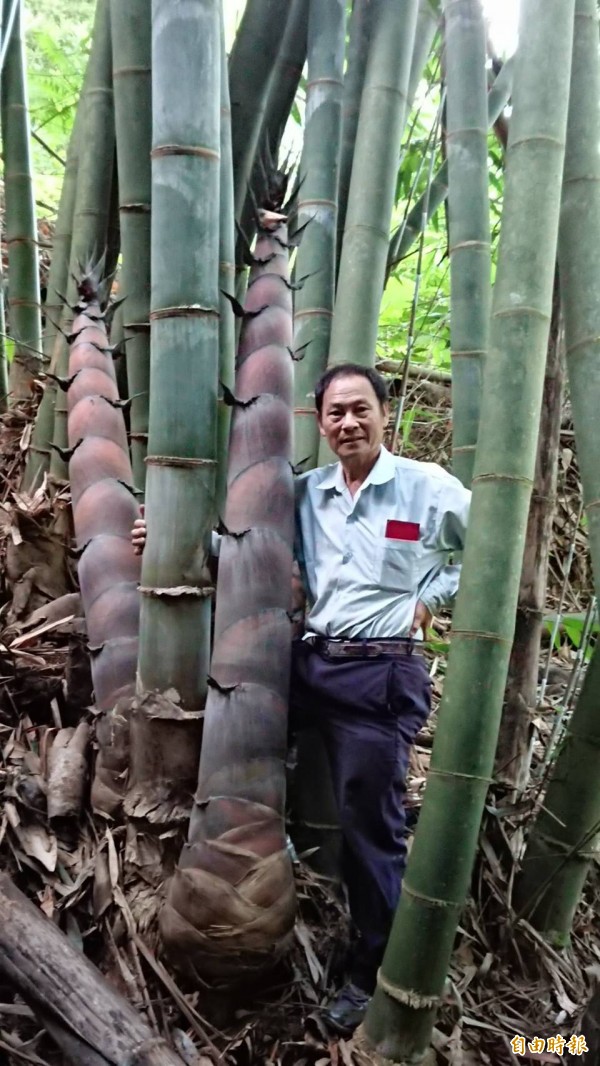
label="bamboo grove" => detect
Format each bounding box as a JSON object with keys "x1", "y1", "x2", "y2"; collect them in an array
[{"x1": 0, "y1": 0, "x2": 599, "y2": 1061}]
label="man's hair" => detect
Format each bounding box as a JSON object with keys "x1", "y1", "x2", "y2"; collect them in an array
[{"x1": 314, "y1": 363, "x2": 389, "y2": 415}]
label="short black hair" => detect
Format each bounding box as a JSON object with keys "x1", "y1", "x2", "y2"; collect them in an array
[{"x1": 314, "y1": 363, "x2": 389, "y2": 415}]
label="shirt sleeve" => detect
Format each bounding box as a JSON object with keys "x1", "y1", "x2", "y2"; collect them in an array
[
  {"x1": 420, "y1": 562, "x2": 462, "y2": 613},
  {"x1": 420, "y1": 474, "x2": 471, "y2": 613},
  {"x1": 435, "y1": 473, "x2": 471, "y2": 551}
]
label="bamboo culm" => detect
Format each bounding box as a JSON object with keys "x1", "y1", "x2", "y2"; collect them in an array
[
  {"x1": 229, "y1": 0, "x2": 291, "y2": 222},
  {"x1": 217, "y1": 13, "x2": 235, "y2": 514},
  {"x1": 1, "y1": 0, "x2": 42, "y2": 404},
  {"x1": 387, "y1": 57, "x2": 514, "y2": 278},
  {"x1": 293, "y1": 0, "x2": 345, "y2": 468},
  {"x1": 135, "y1": 0, "x2": 220, "y2": 730},
  {"x1": 361, "y1": 0, "x2": 575, "y2": 1058},
  {"x1": 50, "y1": 0, "x2": 115, "y2": 481},
  {"x1": 27, "y1": 107, "x2": 82, "y2": 488},
  {"x1": 515, "y1": 642, "x2": 600, "y2": 942},
  {"x1": 558, "y1": 0, "x2": 600, "y2": 626},
  {"x1": 111, "y1": 0, "x2": 151, "y2": 494},
  {"x1": 444, "y1": 0, "x2": 491, "y2": 487}
]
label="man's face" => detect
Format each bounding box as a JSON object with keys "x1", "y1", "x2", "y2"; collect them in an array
[{"x1": 318, "y1": 374, "x2": 389, "y2": 464}]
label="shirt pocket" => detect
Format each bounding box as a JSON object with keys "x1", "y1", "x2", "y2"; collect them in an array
[{"x1": 376, "y1": 537, "x2": 422, "y2": 592}]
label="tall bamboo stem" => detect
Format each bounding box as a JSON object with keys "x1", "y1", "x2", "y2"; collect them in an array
[
  {"x1": 26, "y1": 110, "x2": 81, "y2": 488},
  {"x1": 238, "y1": 0, "x2": 308, "y2": 253},
  {"x1": 217, "y1": 14, "x2": 235, "y2": 513},
  {"x1": 516, "y1": 644, "x2": 600, "y2": 942},
  {"x1": 513, "y1": 0, "x2": 600, "y2": 943},
  {"x1": 111, "y1": 0, "x2": 151, "y2": 493},
  {"x1": 325, "y1": 0, "x2": 418, "y2": 380},
  {"x1": 1, "y1": 0, "x2": 42, "y2": 402},
  {"x1": 336, "y1": 0, "x2": 381, "y2": 272},
  {"x1": 386, "y1": 57, "x2": 514, "y2": 277},
  {"x1": 444, "y1": 0, "x2": 490, "y2": 487},
  {"x1": 0, "y1": 276, "x2": 7, "y2": 411},
  {"x1": 495, "y1": 278, "x2": 563, "y2": 790},
  {"x1": 361, "y1": 0, "x2": 575, "y2": 1057},
  {"x1": 137, "y1": 0, "x2": 220, "y2": 709},
  {"x1": 229, "y1": 0, "x2": 291, "y2": 221},
  {"x1": 293, "y1": 0, "x2": 345, "y2": 468},
  {"x1": 50, "y1": 0, "x2": 114, "y2": 481},
  {"x1": 558, "y1": 0, "x2": 600, "y2": 620}
]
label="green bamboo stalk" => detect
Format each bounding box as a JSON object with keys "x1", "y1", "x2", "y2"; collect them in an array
[
  {"x1": 137, "y1": 0, "x2": 220, "y2": 710},
  {"x1": 406, "y1": 0, "x2": 440, "y2": 105},
  {"x1": 217, "y1": 15, "x2": 235, "y2": 514},
  {"x1": 293, "y1": 0, "x2": 345, "y2": 468},
  {"x1": 387, "y1": 57, "x2": 514, "y2": 277},
  {"x1": 260, "y1": 0, "x2": 308, "y2": 165},
  {"x1": 50, "y1": 0, "x2": 114, "y2": 482},
  {"x1": 0, "y1": 279, "x2": 7, "y2": 412},
  {"x1": 444, "y1": 0, "x2": 490, "y2": 487},
  {"x1": 337, "y1": 0, "x2": 439, "y2": 277},
  {"x1": 336, "y1": 0, "x2": 382, "y2": 271},
  {"x1": 515, "y1": 643, "x2": 600, "y2": 943},
  {"x1": 25, "y1": 110, "x2": 81, "y2": 488},
  {"x1": 237, "y1": 0, "x2": 308, "y2": 266},
  {"x1": 43, "y1": 114, "x2": 80, "y2": 367},
  {"x1": 111, "y1": 0, "x2": 151, "y2": 494},
  {"x1": 1, "y1": 0, "x2": 42, "y2": 402},
  {"x1": 558, "y1": 0, "x2": 600, "y2": 622},
  {"x1": 326, "y1": 0, "x2": 419, "y2": 376},
  {"x1": 513, "y1": 0, "x2": 600, "y2": 940},
  {"x1": 0, "y1": 0, "x2": 8, "y2": 413},
  {"x1": 229, "y1": 0, "x2": 291, "y2": 221},
  {"x1": 360, "y1": 1, "x2": 575, "y2": 1058}
]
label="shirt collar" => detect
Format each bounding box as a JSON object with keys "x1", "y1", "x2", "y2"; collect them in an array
[{"x1": 315, "y1": 446, "x2": 396, "y2": 492}]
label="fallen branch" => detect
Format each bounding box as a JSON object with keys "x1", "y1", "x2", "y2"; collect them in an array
[{"x1": 0, "y1": 875, "x2": 186, "y2": 1066}]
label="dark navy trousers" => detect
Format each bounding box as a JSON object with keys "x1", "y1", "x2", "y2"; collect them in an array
[{"x1": 290, "y1": 640, "x2": 432, "y2": 993}]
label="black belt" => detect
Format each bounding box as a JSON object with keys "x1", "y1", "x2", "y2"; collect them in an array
[{"x1": 305, "y1": 636, "x2": 422, "y2": 660}]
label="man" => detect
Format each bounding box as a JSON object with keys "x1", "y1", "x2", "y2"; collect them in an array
[
  {"x1": 131, "y1": 362, "x2": 470, "y2": 1035},
  {"x1": 290, "y1": 364, "x2": 470, "y2": 1035}
]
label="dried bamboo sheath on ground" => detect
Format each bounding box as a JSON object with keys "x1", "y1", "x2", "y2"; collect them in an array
[{"x1": 162, "y1": 214, "x2": 296, "y2": 981}]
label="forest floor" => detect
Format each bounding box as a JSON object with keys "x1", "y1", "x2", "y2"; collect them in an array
[{"x1": 0, "y1": 375, "x2": 598, "y2": 1066}]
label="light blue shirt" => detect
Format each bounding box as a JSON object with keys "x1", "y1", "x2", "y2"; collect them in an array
[{"x1": 295, "y1": 446, "x2": 471, "y2": 639}]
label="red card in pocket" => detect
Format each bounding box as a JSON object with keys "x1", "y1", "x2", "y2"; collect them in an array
[{"x1": 385, "y1": 520, "x2": 420, "y2": 541}]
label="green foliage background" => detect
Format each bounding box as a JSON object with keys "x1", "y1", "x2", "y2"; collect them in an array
[
  {"x1": 24, "y1": 0, "x2": 94, "y2": 205},
  {"x1": 20, "y1": 0, "x2": 508, "y2": 396}
]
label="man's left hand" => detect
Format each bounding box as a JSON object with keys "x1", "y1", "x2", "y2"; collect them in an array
[{"x1": 411, "y1": 600, "x2": 433, "y2": 637}]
